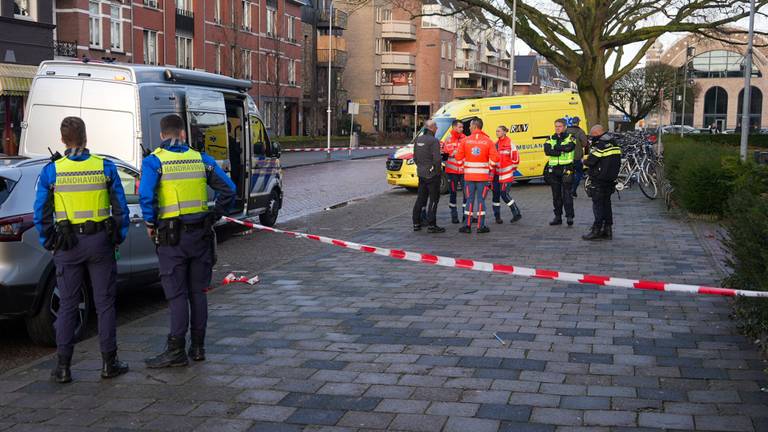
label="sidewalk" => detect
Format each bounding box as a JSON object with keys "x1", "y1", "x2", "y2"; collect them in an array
[{"x1": 1, "y1": 184, "x2": 766, "y2": 432}]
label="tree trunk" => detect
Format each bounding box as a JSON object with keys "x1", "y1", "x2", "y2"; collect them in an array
[{"x1": 578, "y1": 85, "x2": 611, "y2": 129}]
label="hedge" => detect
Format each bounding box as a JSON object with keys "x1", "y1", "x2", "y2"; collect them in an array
[{"x1": 662, "y1": 133, "x2": 768, "y2": 148}]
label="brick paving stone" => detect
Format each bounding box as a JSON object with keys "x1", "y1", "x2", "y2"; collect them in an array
[
  {"x1": 587, "y1": 386, "x2": 636, "y2": 398},
  {"x1": 193, "y1": 418, "x2": 253, "y2": 432},
  {"x1": 375, "y1": 399, "x2": 431, "y2": 414},
  {"x1": 363, "y1": 385, "x2": 414, "y2": 399},
  {"x1": 425, "y1": 402, "x2": 478, "y2": 417},
  {"x1": 317, "y1": 383, "x2": 370, "y2": 396},
  {"x1": 247, "y1": 421, "x2": 303, "y2": 432},
  {"x1": 389, "y1": 413, "x2": 447, "y2": 432},
  {"x1": 337, "y1": 411, "x2": 395, "y2": 429},
  {"x1": 475, "y1": 404, "x2": 532, "y2": 422},
  {"x1": 638, "y1": 412, "x2": 694, "y2": 429},
  {"x1": 508, "y1": 392, "x2": 560, "y2": 407},
  {"x1": 143, "y1": 414, "x2": 205, "y2": 431},
  {"x1": 278, "y1": 393, "x2": 381, "y2": 411},
  {"x1": 285, "y1": 408, "x2": 345, "y2": 425},
  {"x1": 688, "y1": 390, "x2": 741, "y2": 403},
  {"x1": 583, "y1": 410, "x2": 636, "y2": 427},
  {"x1": 637, "y1": 388, "x2": 688, "y2": 402},
  {"x1": 529, "y1": 407, "x2": 584, "y2": 426},
  {"x1": 238, "y1": 405, "x2": 297, "y2": 422},
  {"x1": 443, "y1": 416, "x2": 500, "y2": 432},
  {"x1": 694, "y1": 415, "x2": 755, "y2": 432},
  {"x1": 559, "y1": 396, "x2": 610, "y2": 409},
  {"x1": 498, "y1": 422, "x2": 556, "y2": 432}
]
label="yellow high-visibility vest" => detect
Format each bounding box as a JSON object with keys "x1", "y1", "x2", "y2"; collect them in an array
[
  {"x1": 53, "y1": 155, "x2": 110, "y2": 224},
  {"x1": 153, "y1": 147, "x2": 208, "y2": 219},
  {"x1": 546, "y1": 134, "x2": 576, "y2": 166}
]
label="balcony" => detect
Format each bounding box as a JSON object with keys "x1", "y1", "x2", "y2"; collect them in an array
[
  {"x1": 318, "y1": 8, "x2": 348, "y2": 29},
  {"x1": 381, "y1": 20, "x2": 416, "y2": 40},
  {"x1": 455, "y1": 59, "x2": 481, "y2": 72},
  {"x1": 380, "y1": 51, "x2": 415, "y2": 70},
  {"x1": 380, "y1": 84, "x2": 415, "y2": 101},
  {"x1": 317, "y1": 49, "x2": 347, "y2": 68},
  {"x1": 175, "y1": 8, "x2": 194, "y2": 34},
  {"x1": 54, "y1": 40, "x2": 78, "y2": 58},
  {"x1": 318, "y1": 35, "x2": 346, "y2": 52}
]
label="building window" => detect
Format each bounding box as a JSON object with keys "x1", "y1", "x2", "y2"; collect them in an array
[
  {"x1": 737, "y1": 86, "x2": 763, "y2": 131},
  {"x1": 375, "y1": 7, "x2": 381, "y2": 22},
  {"x1": 266, "y1": 8, "x2": 276, "y2": 36},
  {"x1": 288, "y1": 59, "x2": 296, "y2": 85},
  {"x1": 89, "y1": 1, "x2": 102, "y2": 48},
  {"x1": 214, "y1": 0, "x2": 221, "y2": 22},
  {"x1": 287, "y1": 16, "x2": 295, "y2": 42},
  {"x1": 447, "y1": 43, "x2": 452, "y2": 60},
  {"x1": 176, "y1": 0, "x2": 192, "y2": 12},
  {"x1": 242, "y1": 0, "x2": 250, "y2": 30},
  {"x1": 702, "y1": 86, "x2": 728, "y2": 130},
  {"x1": 689, "y1": 50, "x2": 762, "y2": 79},
  {"x1": 375, "y1": 69, "x2": 381, "y2": 86},
  {"x1": 176, "y1": 36, "x2": 193, "y2": 69},
  {"x1": 13, "y1": 0, "x2": 33, "y2": 17},
  {"x1": 215, "y1": 44, "x2": 221, "y2": 74},
  {"x1": 109, "y1": 5, "x2": 122, "y2": 51},
  {"x1": 143, "y1": 30, "x2": 158, "y2": 65},
  {"x1": 264, "y1": 102, "x2": 272, "y2": 128},
  {"x1": 383, "y1": 9, "x2": 391, "y2": 20},
  {"x1": 242, "y1": 49, "x2": 252, "y2": 79},
  {"x1": 231, "y1": 46, "x2": 236, "y2": 75},
  {"x1": 440, "y1": 73, "x2": 445, "y2": 89},
  {"x1": 375, "y1": 38, "x2": 382, "y2": 54}
]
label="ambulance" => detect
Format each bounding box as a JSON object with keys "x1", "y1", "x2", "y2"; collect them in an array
[{"x1": 385, "y1": 92, "x2": 587, "y2": 190}]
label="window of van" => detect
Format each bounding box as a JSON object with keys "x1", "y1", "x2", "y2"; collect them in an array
[
  {"x1": 250, "y1": 115, "x2": 270, "y2": 157},
  {"x1": 189, "y1": 111, "x2": 227, "y2": 160}
]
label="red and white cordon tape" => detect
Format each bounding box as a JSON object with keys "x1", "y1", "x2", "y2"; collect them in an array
[
  {"x1": 221, "y1": 216, "x2": 768, "y2": 298},
  {"x1": 282, "y1": 145, "x2": 405, "y2": 153}
]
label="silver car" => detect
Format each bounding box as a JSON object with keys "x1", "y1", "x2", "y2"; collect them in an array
[{"x1": 0, "y1": 156, "x2": 158, "y2": 345}]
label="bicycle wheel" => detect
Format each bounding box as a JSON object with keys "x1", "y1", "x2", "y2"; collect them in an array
[{"x1": 638, "y1": 172, "x2": 658, "y2": 199}]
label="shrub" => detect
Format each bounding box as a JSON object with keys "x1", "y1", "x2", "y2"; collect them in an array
[{"x1": 662, "y1": 133, "x2": 768, "y2": 149}]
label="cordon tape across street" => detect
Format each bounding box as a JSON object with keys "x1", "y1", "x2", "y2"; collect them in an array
[
  {"x1": 220, "y1": 216, "x2": 768, "y2": 298},
  {"x1": 282, "y1": 145, "x2": 405, "y2": 152}
]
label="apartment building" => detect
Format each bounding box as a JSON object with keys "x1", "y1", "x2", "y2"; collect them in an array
[
  {"x1": 300, "y1": 0, "x2": 347, "y2": 136},
  {"x1": 53, "y1": 0, "x2": 303, "y2": 135},
  {"x1": 342, "y1": 0, "x2": 511, "y2": 135}
]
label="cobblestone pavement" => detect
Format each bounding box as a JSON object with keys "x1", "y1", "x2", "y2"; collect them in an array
[{"x1": 1, "y1": 183, "x2": 767, "y2": 432}]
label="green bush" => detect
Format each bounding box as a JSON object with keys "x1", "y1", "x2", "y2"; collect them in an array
[
  {"x1": 662, "y1": 133, "x2": 768, "y2": 149},
  {"x1": 663, "y1": 139, "x2": 737, "y2": 215}
]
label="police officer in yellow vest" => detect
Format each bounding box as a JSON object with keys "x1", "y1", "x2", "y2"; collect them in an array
[
  {"x1": 139, "y1": 114, "x2": 235, "y2": 368},
  {"x1": 543, "y1": 118, "x2": 577, "y2": 226},
  {"x1": 33, "y1": 116, "x2": 131, "y2": 383}
]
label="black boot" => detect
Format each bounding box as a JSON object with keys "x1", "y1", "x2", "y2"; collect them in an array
[
  {"x1": 101, "y1": 350, "x2": 129, "y2": 379},
  {"x1": 549, "y1": 218, "x2": 562, "y2": 226},
  {"x1": 458, "y1": 226, "x2": 471, "y2": 233},
  {"x1": 582, "y1": 224, "x2": 602, "y2": 241},
  {"x1": 510, "y1": 203, "x2": 522, "y2": 223},
  {"x1": 51, "y1": 354, "x2": 72, "y2": 384},
  {"x1": 451, "y1": 216, "x2": 459, "y2": 224},
  {"x1": 145, "y1": 336, "x2": 189, "y2": 369},
  {"x1": 495, "y1": 216, "x2": 503, "y2": 224},
  {"x1": 477, "y1": 226, "x2": 490, "y2": 234},
  {"x1": 567, "y1": 218, "x2": 574, "y2": 226},
  {"x1": 601, "y1": 223, "x2": 613, "y2": 240},
  {"x1": 188, "y1": 334, "x2": 206, "y2": 362}
]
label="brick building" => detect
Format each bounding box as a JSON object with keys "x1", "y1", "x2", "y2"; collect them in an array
[{"x1": 53, "y1": 0, "x2": 303, "y2": 135}]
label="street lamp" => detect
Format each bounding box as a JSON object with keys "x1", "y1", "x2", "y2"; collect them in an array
[
  {"x1": 680, "y1": 44, "x2": 695, "y2": 138},
  {"x1": 739, "y1": 0, "x2": 756, "y2": 162},
  {"x1": 508, "y1": 0, "x2": 517, "y2": 96},
  {"x1": 326, "y1": 0, "x2": 334, "y2": 159}
]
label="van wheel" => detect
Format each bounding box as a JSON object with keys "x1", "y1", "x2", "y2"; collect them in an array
[
  {"x1": 25, "y1": 274, "x2": 91, "y2": 347},
  {"x1": 439, "y1": 173, "x2": 449, "y2": 195},
  {"x1": 259, "y1": 189, "x2": 281, "y2": 227}
]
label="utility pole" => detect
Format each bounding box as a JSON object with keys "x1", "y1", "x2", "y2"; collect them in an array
[
  {"x1": 740, "y1": 0, "x2": 756, "y2": 162},
  {"x1": 508, "y1": 0, "x2": 517, "y2": 95},
  {"x1": 680, "y1": 44, "x2": 694, "y2": 138},
  {"x1": 326, "y1": 0, "x2": 334, "y2": 159}
]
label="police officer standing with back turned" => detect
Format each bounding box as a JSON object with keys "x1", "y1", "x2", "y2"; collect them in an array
[
  {"x1": 33, "y1": 116, "x2": 130, "y2": 384},
  {"x1": 544, "y1": 118, "x2": 577, "y2": 226},
  {"x1": 140, "y1": 114, "x2": 236, "y2": 368},
  {"x1": 582, "y1": 125, "x2": 621, "y2": 241}
]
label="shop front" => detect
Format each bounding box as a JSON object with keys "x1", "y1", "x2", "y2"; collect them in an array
[{"x1": 0, "y1": 64, "x2": 37, "y2": 156}]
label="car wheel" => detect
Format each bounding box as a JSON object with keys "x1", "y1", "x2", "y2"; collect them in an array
[
  {"x1": 259, "y1": 189, "x2": 281, "y2": 227},
  {"x1": 439, "y1": 173, "x2": 449, "y2": 195},
  {"x1": 25, "y1": 274, "x2": 92, "y2": 347}
]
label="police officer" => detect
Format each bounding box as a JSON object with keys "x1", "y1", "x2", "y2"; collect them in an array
[
  {"x1": 442, "y1": 120, "x2": 466, "y2": 224},
  {"x1": 566, "y1": 117, "x2": 589, "y2": 198},
  {"x1": 544, "y1": 118, "x2": 577, "y2": 226},
  {"x1": 33, "y1": 116, "x2": 130, "y2": 383},
  {"x1": 140, "y1": 114, "x2": 235, "y2": 368},
  {"x1": 582, "y1": 125, "x2": 622, "y2": 241},
  {"x1": 412, "y1": 119, "x2": 445, "y2": 233}
]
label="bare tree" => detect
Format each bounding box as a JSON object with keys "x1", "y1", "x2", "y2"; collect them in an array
[
  {"x1": 609, "y1": 63, "x2": 678, "y2": 125},
  {"x1": 404, "y1": 0, "x2": 767, "y2": 125}
]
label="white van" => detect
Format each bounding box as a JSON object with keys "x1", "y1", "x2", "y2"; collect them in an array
[{"x1": 20, "y1": 60, "x2": 283, "y2": 226}]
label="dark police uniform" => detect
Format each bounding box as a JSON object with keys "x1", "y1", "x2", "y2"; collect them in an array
[
  {"x1": 582, "y1": 133, "x2": 621, "y2": 240},
  {"x1": 139, "y1": 138, "x2": 235, "y2": 367},
  {"x1": 543, "y1": 132, "x2": 577, "y2": 225},
  {"x1": 33, "y1": 147, "x2": 130, "y2": 383}
]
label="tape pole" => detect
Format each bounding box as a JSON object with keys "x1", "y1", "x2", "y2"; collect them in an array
[{"x1": 221, "y1": 216, "x2": 768, "y2": 298}]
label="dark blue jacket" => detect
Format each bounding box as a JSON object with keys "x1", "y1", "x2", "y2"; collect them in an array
[
  {"x1": 139, "y1": 139, "x2": 236, "y2": 225},
  {"x1": 33, "y1": 149, "x2": 130, "y2": 247}
]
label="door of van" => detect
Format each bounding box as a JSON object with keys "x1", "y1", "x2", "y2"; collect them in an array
[{"x1": 246, "y1": 111, "x2": 278, "y2": 213}]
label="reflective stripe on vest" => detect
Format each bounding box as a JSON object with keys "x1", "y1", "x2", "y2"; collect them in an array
[
  {"x1": 445, "y1": 159, "x2": 463, "y2": 172},
  {"x1": 547, "y1": 135, "x2": 576, "y2": 166},
  {"x1": 53, "y1": 155, "x2": 110, "y2": 224},
  {"x1": 590, "y1": 146, "x2": 622, "y2": 158},
  {"x1": 153, "y1": 147, "x2": 208, "y2": 219}
]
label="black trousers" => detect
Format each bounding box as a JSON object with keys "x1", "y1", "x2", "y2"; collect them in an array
[
  {"x1": 547, "y1": 165, "x2": 574, "y2": 219},
  {"x1": 592, "y1": 185, "x2": 614, "y2": 227},
  {"x1": 412, "y1": 175, "x2": 440, "y2": 226}
]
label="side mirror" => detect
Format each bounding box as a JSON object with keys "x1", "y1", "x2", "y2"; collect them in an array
[{"x1": 272, "y1": 141, "x2": 281, "y2": 158}]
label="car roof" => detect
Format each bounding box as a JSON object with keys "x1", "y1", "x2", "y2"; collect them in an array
[{"x1": 0, "y1": 155, "x2": 135, "y2": 171}]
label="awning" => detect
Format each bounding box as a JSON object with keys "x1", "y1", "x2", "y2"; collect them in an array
[{"x1": 0, "y1": 63, "x2": 37, "y2": 96}]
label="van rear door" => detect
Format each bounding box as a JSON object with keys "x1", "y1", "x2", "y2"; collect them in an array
[{"x1": 21, "y1": 78, "x2": 83, "y2": 158}]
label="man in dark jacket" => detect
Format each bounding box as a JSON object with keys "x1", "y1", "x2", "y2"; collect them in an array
[
  {"x1": 544, "y1": 119, "x2": 577, "y2": 226},
  {"x1": 412, "y1": 119, "x2": 445, "y2": 233},
  {"x1": 566, "y1": 117, "x2": 589, "y2": 198},
  {"x1": 582, "y1": 125, "x2": 622, "y2": 241}
]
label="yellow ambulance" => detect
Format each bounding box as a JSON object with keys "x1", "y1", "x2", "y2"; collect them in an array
[{"x1": 386, "y1": 92, "x2": 587, "y2": 190}]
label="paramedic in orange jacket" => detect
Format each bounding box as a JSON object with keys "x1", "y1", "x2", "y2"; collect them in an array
[
  {"x1": 492, "y1": 126, "x2": 523, "y2": 223},
  {"x1": 441, "y1": 120, "x2": 466, "y2": 224},
  {"x1": 455, "y1": 118, "x2": 499, "y2": 234}
]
